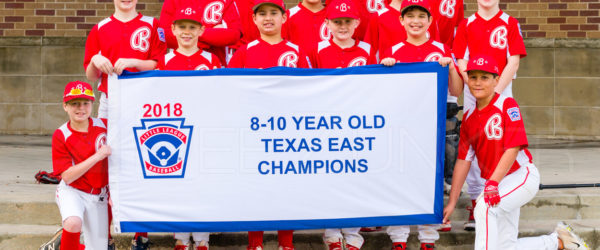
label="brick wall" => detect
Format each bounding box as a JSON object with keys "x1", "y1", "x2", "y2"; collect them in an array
[{"x1": 0, "y1": 0, "x2": 598, "y2": 38}]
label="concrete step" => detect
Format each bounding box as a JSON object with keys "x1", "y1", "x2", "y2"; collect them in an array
[
  {"x1": 3, "y1": 185, "x2": 600, "y2": 225},
  {"x1": 1, "y1": 220, "x2": 598, "y2": 250}
]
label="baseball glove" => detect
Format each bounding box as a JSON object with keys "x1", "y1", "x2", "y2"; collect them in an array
[{"x1": 35, "y1": 171, "x2": 61, "y2": 184}]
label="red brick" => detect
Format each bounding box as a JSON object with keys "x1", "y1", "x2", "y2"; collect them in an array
[
  {"x1": 66, "y1": 16, "x2": 85, "y2": 22},
  {"x1": 560, "y1": 24, "x2": 579, "y2": 30},
  {"x1": 548, "y1": 17, "x2": 566, "y2": 23},
  {"x1": 567, "y1": 31, "x2": 586, "y2": 37},
  {"x1": 5, "y1": 16, "x2": 24, "y2": 22},
  {"x1": 540, "y1": 0, "x2": 560, "y2": 2},
  {"x1": 516, "y1": 17, "x2": 526, "y2": 23},
  {"x1": 559, "y1": 10, "x2": 579, "y2": 15},
  {"x1": 77, "y1": 23, "x2": 95, "y2": 30},
  {"x1": 590, "y1": 3, "x2": 600, "y2": 7},
  {"x1": 559, "y1": 0, "x2": 578, "y2": 2},
  {"x1": 580, "y1": 24, "x2": 599, "y2": 30},
  {"x1": 5, "y1": 2, "x2": 23, "y2": 8},
  {"x1": 16, "y1": 0, "x2": 34, "y2": 2},
  {"x1": 35, "y1": 9, "x2": 55, "y2": 16},
  {"x1": 0, "y1": 30, "x2": 4, "y2": 36},
  {"x1": 589, "y1": 17, "x2": 600, "y2": 23},
  {"x1": 548, "y1": 3, "x2": 567, "y2": 8},
  {"x1": 0, "y1": 23, "x2": 14, "y2": 29},
  {"x1": 25, "y1": 29, "x2": 44, "y2": 36},
  {"x1": 580, "y1": 0, "x2": 599, "y2": 2},
  {"x1": 580, "y1": 10, "x2": 599, "y2": 16},
  {"x1": 521, "y1": 24, "x2": 539, "y2": 30},
  {"x1": 76, "y1": 10, "x2": 96, "y2": 16},
  {"x1": 36, "y1": 23, "x2": 54, "y2": 29},
  {"x1": 527, "y1": 31, "x2": 546, "y2": 37},
  {"x1": 0, "y1": 0, "x2": 15, "y2": 2},
  {"x1": 520, "y1": 0, "x2": 539, "y2": 2},
  {"x1": 97, "y1": 0, "x2": 112, "y2": 2},
  {"x1": 504, "y1": 0, "x2": 518, "y2": 2},
  {"x1": 137, "y1": 3, "x2": 145, "y2": 9}
]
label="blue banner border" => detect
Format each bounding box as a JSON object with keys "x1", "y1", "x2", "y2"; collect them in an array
[{"x1": 117, "y1": 63, "x2": 448, "y2": 232}]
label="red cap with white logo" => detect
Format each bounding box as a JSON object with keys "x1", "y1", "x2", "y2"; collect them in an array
[
  {"x1": 327, "y1": 0, "x2": 359, "y2": 20},
  {"x1": 63, "y1": 81, "x2": 95, "y2": 102},
  {"x1": 174, "y1": 6, "x2": 203, "y2": 24},
  {"x1": 466, "y1": 54, "x2": 500, "y2": 75},
  {"x1": 253, "y1": 0, "x2": 286, "y2": 12},
  {"x1": 400, "y1": 0, "x2": 431, "y2": 15}
]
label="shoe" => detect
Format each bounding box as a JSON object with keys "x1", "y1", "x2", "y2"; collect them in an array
[
  {"x1": 391, "y1": 242, "x2": 406, "y2": 250},
  {"x1": 131, "y1": 235, "x2": 150, "y2": 250},
  {"x1": 463, "y1": 200, "x2": 476, "y2": 231},
  {"x1": 420, "y1": 243, "x2": 435, "y2": 250},
  {"x1": 196, "y1": 246, "x2": 208, "y2": 250},
  {"x1": 174, "y1": 245, "x2": 187, "y2": 250},
  {"x1": 108, "y1": 238, "x2": 115, "y2": 250},
  {"x1": 278, "y1": 246, "x2": 294, "y2": 250},
  {"x1": 247, "y1": 246, "x2": 262, "y2": 250},
  {"x1": 346, "y1": 243, "x2": 360, "y2": 250},
  {"x1": 326, "y1": 241, "x2": 343, "y2": 250},
  {"x1": 437, "y1": 223, "x2": 451, "y2": 232},
  {"x1": 555, "y1": 221, "x2": 590, "y2": 250},
  {"x1": 195, "y1": 240, "x2": 208, "y2": 250},
  {"x1": 360, "y1": 227, "x2": 383, "y2": 232},
  {"x1": 39, "y1": 227, "x2": 62, "y2": 250}
]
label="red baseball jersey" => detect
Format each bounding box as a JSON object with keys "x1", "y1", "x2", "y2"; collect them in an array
[
  {"x1": 364, "y1": 5, "x2": 440, "y2": 60},
  {"x1": 325, "y1": 0, "x2": 383, "y2": 40},
  {"x1": 283, "y1": 5, "x2": 329, "y2": 54},
  {"x1": 311, "y1": 39, "x2": 375, "y2": 68},
  {"x1": 52, "y1": 118, "x2": 108, "y2": 190},
  {"x1": 84, "y1": 13, "x2": 166, "y2": 94},
  {"x1": 457, "y1": 94, "x2": 532, "y2": 180},
  {"x1": 232, "y1": 0, "x2": 260, "y2": 47},
  {"x1": 430, "y1": 0, "x2": 463, "y2": 48},
  {"x1": 228, "y1": 39, "x2": 311, "y2": 68},
  {"x1": 159, "y1": 0, "x2": 242, "y2": 64},
  {"x1": 158, "y1": 50, "x2": 222, "y2": 70},
  {"x1": 453, "y1": 10, "x2": 527, "y2": 73},
  {"x1": 382, "y1": 39, "x2": 450, "y2": 63}
]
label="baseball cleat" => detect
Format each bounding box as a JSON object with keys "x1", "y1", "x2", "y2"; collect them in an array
[
  {"x1": 131, "y1": 235, "x2": 151, "y2": 250},
  {"x1": 39, "y1": 227, "x2": 62, "y2": 250},
  {"x1": 195, "y1": 240, "x2": 208, "y2": 250},
  {"x1": 345, "y1": 243, "x2": 360, "y2": 250},
  {"x1": 420, "y1": 243, "x2": 435, "y2": 250},
  {"x1": 326, "y1": 241, "x2": 343, "y2": 250},
  {"x1": 464, "y1": 202, "x2": 476, "y2": 231},
  {"x1": 437, "y1": 223, "x2": 451, "y2": 232},
  {"x1": 174, "y1": 245, "x2": 187, "y2": 250},
  {"x1": 277, "y1": 246, "x2": 294, "y2": 250},
  {"x1": 246, "y1": 246, "x2": 263, "y2": 250},
  {"x1": 391, "y1": 242, "x2": 406, "y2": 250},
  {"x1": 359, "y1": 227, "x2": 382, "y2": 232},
  {"x1": 555, "y1": 221, "x2": 590, "y2": 250}
]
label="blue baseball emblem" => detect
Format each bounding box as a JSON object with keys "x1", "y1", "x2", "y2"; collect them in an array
[
  {"x1": 133, "y1": 118, "x2": 193, "y2": 178},
  {"x1": 157, "y1": 27, "x2": 166, "y2": 43},
  {"x1": 507, "y1": 107, "x2": 521, "y2": 122}
]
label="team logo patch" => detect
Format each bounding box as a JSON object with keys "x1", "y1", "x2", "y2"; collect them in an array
[
  {"x1": 507, "y1": 107, "x2": 521, "y2": 121},
  {"x1": 157, "y1": 27, "x2": 166, "y2": 43},
  {"x1": 133, "y1": 118, "x2": 193, "y2": 178}
]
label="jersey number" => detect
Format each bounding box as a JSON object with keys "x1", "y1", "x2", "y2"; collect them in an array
[
  {"x1": 490, "y1": 26, "x2": 508, "y2": 50},
  {"x1": 131, "y1": 27, "x2": 151, "y2": 52},
  {"x1": 485, "y1": 114, "x2": 503, "y2": 140}
]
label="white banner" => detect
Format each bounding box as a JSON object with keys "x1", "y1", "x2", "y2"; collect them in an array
[{"x1": 108, "y1": 64, "x2": 447, "y2": 233}]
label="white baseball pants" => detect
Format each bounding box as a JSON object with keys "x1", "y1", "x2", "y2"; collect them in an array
[
  {"x1": 323, "y1": 227, "x2": 363, "y2": 247},
  {"x1": 387, "y1": 225, "x2": 440, "y2": 243},
  {"x1": 174, "y1": 232, "x2": 210, "y2": 245},
  {"x1": 98, "y1": 92, "x2": 108, "y2": 119},
  {"x1": 56, "y1": 181, "x2": 109, "y2": 250}
]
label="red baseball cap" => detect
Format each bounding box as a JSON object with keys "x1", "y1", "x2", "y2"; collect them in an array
[
  {"x1": 173, "y1": 6, "x2": 202, "y2": 24},
  {"x1": 63, "y1": 81, "x2": 95, "y2": 102},
  {"x1": 466, "y1": 55, "x2": 500, "y2": 75},
  {"x1": 253, "y1": 0, "x2": 285, "y2": 12},
  {"x1": 400, "y1": 0, "x2": 431, "y2": 15},
  {"x1": 327, "y1": 0, "x2": 359, "y2": 20}
]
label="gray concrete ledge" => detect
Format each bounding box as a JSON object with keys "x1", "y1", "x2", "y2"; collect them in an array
[{"x1": 525, "y1": 38, "x2": 600, "y2": 49}]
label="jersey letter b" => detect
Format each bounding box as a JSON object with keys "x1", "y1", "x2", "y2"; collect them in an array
[
  {"x1": 485, "y1": 114, "x2": 503, "y2": 140},
  {"x1": 490, "y1": 26, "x2": 508, "y2": 50},
  {"x1": 131, "y1": 27, "x2": 151, "y2": 52}
]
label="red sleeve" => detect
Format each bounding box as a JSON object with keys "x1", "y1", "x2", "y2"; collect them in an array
[
  {"x1": 352, "y1": 0, "x2": 371, "y2": 41},
  {"x1": 508, "y1": 19, "x2": 527, "y2": 58},
  {"x1": 52, "y1": 131, "x2": 73, "y2": 176},
  {"x1": 159, "y1": 0, "x2": 179, "y2": 49},
  {"x1": 457, "y1": 112, "x2": 472, "y2": 161},
  {"x1": 83, "y1": 25, "x2": 101, "y2": 71},
  {"x1": 452, "y1": 19, "x2": 467, "y2": 59},
  {"x1": 364, "y1": 13, "x2": 380, "y2": 56},
  {"x1": 502, "y1": 98, "x2": 528, "y2": 150},
  {"x1": 150, "y1": 18, "x2": 167, "y2": 62},
  {"x1": 212, "y1": 54, "x2": 223, "y2": 69},
  {"x1": 308, "y1": 49, "x2": 320, "y2": 68},
  {"x1": 157, "y1": 55, "x2": 166, "y2": 70},
  {"x1": 227, "y1": 45, "x2": 247, "y2": 68},
  {"x1": 282, "y1": 10, "x2": 291, "y2": 40},
  {"x1": 198, "y1": 0, "x2": 242, "y2": 47},
  {"x1": 367, "y1": 48, "x2": 377, "y2": 65},
  {"x1": 428, "y1": 20, "x2": 440, "y2": 42},
  {"x1": 381, "y1": 47, "x2": 393, "y2": 59}
]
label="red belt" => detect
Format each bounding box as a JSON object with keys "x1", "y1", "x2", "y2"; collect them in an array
[{"x1": 76, "y1": 185, "x2": 106, "y2": 195}]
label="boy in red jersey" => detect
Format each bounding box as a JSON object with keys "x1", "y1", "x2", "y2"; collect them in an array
[
  {"x1": 283, "y1": 0, "x2": 328, "y2": 53},
  {"x1": 159, "y1": 0, "x2": 241, "y2": 65},
  {"x1": 310, "y1": 0, "x2": 375, "y2": 69},
  {"x1": 312, "y1": 0, "x2": 373, "y2": 249},
  {"x1": 443, "y1": 55, "x2": 590, "y2": 250},
  {"x1": 84, "y1": 0, "x2": 166, "y2": 120},
  {"x1": 53, "y1": 81, "x2": 111, "y2": 250},
  {"x1": 158, "y1": 6, "x2": 222, "y2": 71},
  {"x1": 228, "y1": 0, "x2": 310, "y2": 69},
  {"x1": 229, "y1": 0, "x2": 305, "y2": 248},
  {"x1": 380, "y1": 0, "x2": 460, "y2": 249},
  {"x1": 451, "y1": 0, "x2": 526, "y2": 231}
]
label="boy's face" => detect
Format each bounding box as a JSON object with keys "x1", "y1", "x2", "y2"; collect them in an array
[
  {"x1": 400, "y1": 8, "x2": 432, "y2": 38},
  {"x1": 114, "y1": 0, "x2": 137, "y2": 12},
  {"x1": 63, "y1": 99, "x2": 93, "y2": 123},
  {"x1": 172, "y1": 20, "x2": 205, "y2": 49},
  {"x1": 478, "y1": 0, "x2": 499, "y2": 9},
  {"x1": 253, "y1": 4, "x2": 286, "y2": 36},
  {"x1": 304, "y1": 0, "x2": 322, "y2": 5},
  {"x1": 327, "y1": 18, "x2": 359, "y2": 41},
  {"x1": 466, "y1": 70, "x2": 499, "y2": 101}
]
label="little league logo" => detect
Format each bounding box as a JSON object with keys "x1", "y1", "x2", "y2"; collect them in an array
[{"x1": 133, "y1": 118, "x2": 193, "y2": 178}]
